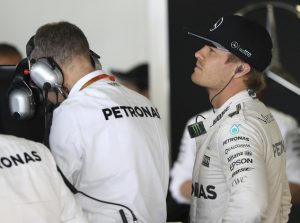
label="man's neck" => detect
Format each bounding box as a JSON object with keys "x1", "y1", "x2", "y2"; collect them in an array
[
  {"x1": 62, "y1": 56, "x2": 94, "y2": 90},
  {"x1": 209, "y1": 85, "x2": 247, "y2": 109}
]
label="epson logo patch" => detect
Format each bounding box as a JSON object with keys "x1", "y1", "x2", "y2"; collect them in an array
[{"x1": 230, "y1": 158, "x2": 253, "y2": 171}]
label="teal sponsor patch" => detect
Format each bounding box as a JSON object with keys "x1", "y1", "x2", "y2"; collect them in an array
[{"x1": 230, "y1": 124, "x2": 240, "y2": 135}]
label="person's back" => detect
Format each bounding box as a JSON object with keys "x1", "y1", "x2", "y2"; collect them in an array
[
  {"x1": 24, "y1": 21, "x2": 169, "y2": 223},
  {"x1": 50, "y1": 72, "x2": 169, "y2": 222},
  {"x1": 0, "y1": 134, "x2": 87, "y2": 223}
]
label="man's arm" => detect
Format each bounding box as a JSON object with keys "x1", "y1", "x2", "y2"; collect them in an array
[
  {"x1": 179, "y1": 180, "x2": 193, "y2": 200},
  {"x1": 43, "y1": 148, "x2": 88, "y2": 223},
  {"x1": 49, "y1": 106, "x2": 83, "y2": 184},
  {"x1": 289, "y1": 183, "x2": 300, "y2": 204},
  {"x1": 170, "y1": 111, "x2": 212, "y2": 203},
  {"x1": 285, "y1": 129, "x2": 300, "y2": 204},
  {"x1": 169, "y1": 118, "x2": 197, "y2": 204},
  {"x1": 217, "y1": 121, "x2": 269, "y2": 222},
  {"x1": 270, "y1": 108, "x2": 300, "y2": 204}
]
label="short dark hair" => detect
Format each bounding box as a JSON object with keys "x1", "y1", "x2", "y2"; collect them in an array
[
  {"x1": 0, "y1": 43, "x2": 22, "y2": 58},
  {"x1": 226, "y1": 53, "x2": 266, "y2": 92},
  {"x1": 30, "y1": 21, "x2": 91, "y2": 66}
]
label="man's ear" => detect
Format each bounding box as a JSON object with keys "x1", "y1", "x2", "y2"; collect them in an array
[
  {"x1": 234, "y1": 63, "x2": 250, "y2": 77},
  {"x1": 234, "y1": 65, "x2": 243, "y2": 74}
]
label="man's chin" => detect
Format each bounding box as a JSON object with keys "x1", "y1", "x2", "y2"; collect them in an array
[
  {"x1": 191, "y1": 73, "x2": 200, "y2": 84},
  {"x1": 191, "y1": 77, "x2": 207, "y2": 88}
]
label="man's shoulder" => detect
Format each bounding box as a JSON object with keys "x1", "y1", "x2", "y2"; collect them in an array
[
  {"x1": 186, "y1": 109, "x2": 213, "y2": 126},
  {"x1": 219, "y1": 100, "x2": 269, "y2": 130},
  {"x1": 0, "y1": 134, "x2": 51, "y2": 163},
  {"x1": 268, "y1": 107, "x2": 298, "y2": 126}
]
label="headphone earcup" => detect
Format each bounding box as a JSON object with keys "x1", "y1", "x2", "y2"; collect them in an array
[
  {"x1": 7, "y1": 59, "x2": 37, "y2": 120},
  {"x1": 8, "y1": 83, "x2": 36, "y2": 120},
  {"x1": 7, "y1": 58, "x2": 45, "y2": 120},
  {"x1": 30, "y1": 58, "x2": 64, "y2": 90}
]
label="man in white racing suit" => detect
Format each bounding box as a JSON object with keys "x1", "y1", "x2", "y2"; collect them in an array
[
  {"x1": 0, "y1": 134, "x2": 88, "y2": 223},
  {"x1": 29, "y1": 22, "x2": 169, "y2": 223},
  {"x1": 186, "y1": 15, "x2": 291, "y2": 222},
  {"x1": 171, "y1": 107, "x2": 300, "y2": 203},
  {"x1": 170, "y1": 107, "x2": 300, "y2": 217}
]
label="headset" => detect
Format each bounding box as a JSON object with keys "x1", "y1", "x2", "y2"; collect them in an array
[{"x1": 8, "y1": 36, "x2": 102, "y2": 120}]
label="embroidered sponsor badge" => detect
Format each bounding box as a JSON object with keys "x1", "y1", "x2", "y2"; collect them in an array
[
  {"x1": 230, "y1": 124, "x2": 240, "y2": 135},
  {"x1": 188, "y1": 121, "x2": 206, "y2": 138},
  {"x1": 202, "y1": 155, "x2": 211, "y2": 167}
]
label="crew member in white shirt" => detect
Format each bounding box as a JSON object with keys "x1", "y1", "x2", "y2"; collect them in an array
[
  {"x1": 28, "y1": 21, "x2": 169, "y2": 223},
  {"x1": 0, "y1": 134, "x2": 88, "y2": 223}
]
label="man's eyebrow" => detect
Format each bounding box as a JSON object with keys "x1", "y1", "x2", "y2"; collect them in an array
[{"x1": 208, "y1": 46, "x2": 216, "y2": 52}]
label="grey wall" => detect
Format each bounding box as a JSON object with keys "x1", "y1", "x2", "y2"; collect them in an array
[{"x1": 0, "y1": 0, "x2": 148, "y2": 72}]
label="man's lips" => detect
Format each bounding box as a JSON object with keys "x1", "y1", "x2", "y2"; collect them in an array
[{"x1": 195, "y1": 62, "x2": 203, "y2": 70}]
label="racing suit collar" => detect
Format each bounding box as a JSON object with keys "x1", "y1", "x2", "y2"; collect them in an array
[
  {"x1": 68, "y1": 70, "x2": 105, "y2": 97},
  {"x1": 188, "y1": 90, "x2": 251, "y2": 138},
  {"x1": 215, "y1": 90, "x2": 253, "y2": 113}
]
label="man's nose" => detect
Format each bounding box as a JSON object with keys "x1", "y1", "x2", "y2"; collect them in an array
[{"x1": 195, "y1": 45, "x2": 208, "y2": 59}]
